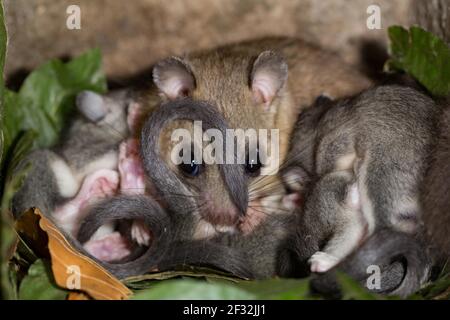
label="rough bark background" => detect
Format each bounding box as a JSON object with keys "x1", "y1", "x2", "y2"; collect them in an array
[
  {"x1": 3, "y1": 0, "x2": 449, "y2": 86},
  {"x1": 413, "y1": 0, "x2": 450, "y2": 43}
]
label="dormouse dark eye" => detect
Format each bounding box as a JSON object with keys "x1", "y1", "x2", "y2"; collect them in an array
[
  {"x1": 245, "y1": 149, "x2": 262, "y2": 176},
  {"x1": 178, "y1": 151, "x2": 201, "y2": 177}
]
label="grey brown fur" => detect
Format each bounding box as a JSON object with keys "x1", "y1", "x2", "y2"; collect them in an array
[
  {"x1": 421, "y1": 104, "x2": 450, "y2": 258},
  {"x1": 285, "y1": 85, "x2": 439, "y2": 233}
]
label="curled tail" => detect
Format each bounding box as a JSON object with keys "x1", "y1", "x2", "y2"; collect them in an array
[
  {"x1": 156, "y1": 240, "x2": 254, "y2": 280},
  {"x1": 311, "y1": 229, "x2": 431, "y2": 298},
  {"x1": 76, "y1": 194, "x2": 254, "y2": 279},
  {"x1": 76, "y1": 195, "x2": 172, "y2": 279}
]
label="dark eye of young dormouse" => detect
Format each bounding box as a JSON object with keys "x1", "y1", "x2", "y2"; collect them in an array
[
  {"x1": 245, "y1": 149, "x2": 262, "y2": 176},
  {"x1": 178, "y1": 151, "x2": 202, "y2": 177},
  {"x1": 179, "y1": 159, "x2": 201, "y2": 177}
]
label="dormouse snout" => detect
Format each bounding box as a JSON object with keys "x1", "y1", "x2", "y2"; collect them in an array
[{"x1": 200, "y1": 197, "x2": 242, "y2": 227}]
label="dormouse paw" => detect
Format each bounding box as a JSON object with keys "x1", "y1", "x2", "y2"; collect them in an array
[
  {"x1": 309, "y1": 251, "x2": 340, "y2": 273},
  {"x1": 53, "y1": 169, "x2": 119, "y2": 236},
  {"x1": 89, "y1": 222, "x2": 116, "y2": 241},
  {"x1": 127, "y1": 102, "x2": 143, "y2": 135},
  {"x1": 131, "y1": 219, "x2": 152, "y2": 246},
  {"x1": 82, "y1": 169, "x2": 120, "y2": 201},
  {"x1": 282, "y1": 192, "x2": 302, "y2": 210},
  {"x1": 84, "y1": 232, "x2": 131, "y2": 262},
  {"x1": 119, "y1": 139, "x2": 146, "y2": 195}
]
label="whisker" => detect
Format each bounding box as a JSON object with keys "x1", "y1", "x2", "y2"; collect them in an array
[
  {"x1": 100, "y1": 116, "x2": 131, "y2": 141},
  {"x1": 249, "y1": 204, "x2": 292, "y2": 214},
  {"x1": 246, "y1": 205, "x2": 275, "y2": 218}
]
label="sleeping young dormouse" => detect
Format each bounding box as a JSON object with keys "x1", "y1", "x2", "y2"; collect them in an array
[
  {"x1": 282, "y1": 85, "x2": 440, "y2": 275},
  {"x1": 12, "y1": 90, "x2": 131, "y2": 221},
  {"x1": 11, "y1": 89, "x2": 155, "y2": 261}
]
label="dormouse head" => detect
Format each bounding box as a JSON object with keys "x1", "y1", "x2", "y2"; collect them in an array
[
  {"x1": 281, "y1": 165, "x2": 312, "y2": 210},
  {"x1": 76, "y1": 90, "x2": 131, "y2": 139},
  {"x1": 149, "y1": 49, "x2": 289, "y2": 236},
  {"x1": 141, "y1": 99, "x2": 256, "y2": 238},
  {"x1": 153, "y1": 49, "x2": 288, "y2": 171},
  {"x1": 305, "y1": 170, "x2": 361, "y2": 219}
]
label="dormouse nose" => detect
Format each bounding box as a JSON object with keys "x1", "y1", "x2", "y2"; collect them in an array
[{"x1": 200, "y1": 197, "x2": 242, "y2": 227}]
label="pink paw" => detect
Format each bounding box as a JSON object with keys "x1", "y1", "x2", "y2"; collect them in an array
[
  {"x1": 309, "y1": 252, "x2": 339, "y2": 273},
  {"x1": 53, "y1": 169, "x2": 119, "y2": 235},
  {"x1": 119, "y1": 139, "x2": 146, "y2": 195},
  {"x1": 131, "y1": 219, "x2": 152, "y2": 246},
  {"x1": 81, "y1": 169, "x2": 120, "y2": 203},
  {"x1": 282, "y1": 192, "x2": 303, "y2": 210},
  {"x1": 127, "y1": 102, "x2": 143, "y2": 135},
  {"x1": 83, "y1": 232, "x2": 132, "y2": 262}
]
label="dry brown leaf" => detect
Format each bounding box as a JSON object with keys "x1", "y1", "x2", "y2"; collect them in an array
[
  {"x1": 36, "y1": 208, "x2": 132, "y2": 300},
  {"x1": 67, "y1": 292, "x2": 91, "y2": 300},
  {"x1": 15, "y1": 209, "x2": 50, "y2": 259},
  {"x1": 17, "y1": 208, "x2": 132, "y2": 300}
]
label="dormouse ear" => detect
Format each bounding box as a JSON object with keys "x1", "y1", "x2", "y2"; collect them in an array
[
  {"x1": 313, "y1": 93, "x2": 334, "y2": 106},
  {"x1": 346, "y1": 183, "x2": 360, "y2": 210},
  {"x1": 76, "y1": 91, "x2": 107, "y2": 122},
  {"x1": 250, "y1": 50, "x2": 288, "y2": 109},
  {"x1": 282, "y1": 166, "x2": 310, "y2": 193},
  {"x1": 153, "y1": 57, "x2": 196, "y2": 100}
]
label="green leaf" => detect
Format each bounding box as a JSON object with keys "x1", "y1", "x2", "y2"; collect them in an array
[
  {"x1": 0, "y1": 0, "x2": 17, "y2": 300},
  {"x1": 387, "y1": 25, "x2": 450, "y2": 96},
  {"x1": 124, "y1": 267, "x2": 243, "y2": 290},
  {"x1": 416, "y1": 272, "x2": 450, "y2": 300},
  {"x1": 132, "y1": 279, "x2": 257, "y2": 300},
  {"x1": 131, "y1": 277, "x2": 312, "y2": 300},
  {"x1": 233, "y1": 278, "x2": 311, "y2": 300},
  {"x1": 18, "y1": 259, "x2": 67, "y2": 300},
  {"x1": 2, "y1": 48, "x2": 106, "y2": 154}
]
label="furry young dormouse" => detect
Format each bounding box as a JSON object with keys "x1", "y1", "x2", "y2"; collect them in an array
[
  {"x1": 421, "y1": 103, "x2": 450, "y2": 258},
  {"x1": 12, "y1": 90, "x2": 134, "y2": 234},
  {"x1": 282, "y1": 85, "x2": 440, "y2": 273},
  {"x1": 144, "y1": 37, "x2": 371, "y2": 237}
]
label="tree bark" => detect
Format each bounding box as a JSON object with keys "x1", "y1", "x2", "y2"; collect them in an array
[{"x1": 412, "y1": 0, "x2": 450, "y2": 43}]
